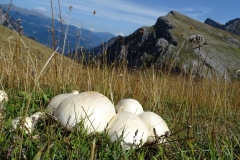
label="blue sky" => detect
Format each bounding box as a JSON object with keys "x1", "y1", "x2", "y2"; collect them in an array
[{"x1": 1, "y1": 0, "x2": 240, "y2": 36}]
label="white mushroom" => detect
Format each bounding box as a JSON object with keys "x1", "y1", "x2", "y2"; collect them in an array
[
  {"x1": 107, "y1": 111, "x2": 149, "y2": 150},
  {"x1": 0, "y1": 90, "x2": 8, "y2": 104},
  {"x1": 138, "y1": 112, "x2": 170, "y2": 143},
  {"x1": 115, "y1": 98, "x2": 144, "y2": 115},
  {"x1": 47, "y1": 90, "x2": 79, "y2": 114},
  {"x1": 236, "y1": 70, "x2": 240, "y2": 77},
  {"x1": 54, "y1": 91, "x2": 116, "y2": 134},
  {"x1": 12, "y1": 117, "x2": 34, "y2": 134},
  {"x1": 30, "y1": 111, "x2": 45, "y2": 126},
  {"x1": 0, "y1": 90, "x2": 8, "y2": 121}
]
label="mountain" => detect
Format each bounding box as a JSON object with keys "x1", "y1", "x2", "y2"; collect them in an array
[
  {"x1": 204, "y1": 18, "x2": 224, "y2": 30},
  {"x1": 0, "y1": 6, "x2": 18, "y2": 30},
  {"x1": 0, "y1": 4, "x2": 115, "y2": 52},
  {"x1": 93, "y1": 11, "x2": 240, "y2": 80},
  {"x1": 204, "y1": 18, "x2": 240, "y2": 36}
]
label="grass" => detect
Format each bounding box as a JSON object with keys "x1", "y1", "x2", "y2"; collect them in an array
[{"x1": 0, "y1": 7, "x2": 240, "y2": 160}]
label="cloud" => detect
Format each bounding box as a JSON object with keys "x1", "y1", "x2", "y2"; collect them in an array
[
  {"x1": 34, "y1": 6, "x2": 47, "y2": 12},
  {"x1": 117, "y1": 32, "x2": 124, "y2": 36},
  {"x1": 162, "y1": 6, "x2": 211, "y2": 20},
  {"x1": 59, "y1": 0, "x2": 168, "y2": 26},
  {"x1": 27, "y1": 0, "x2": 212, "y2": 34},
  {"x1": 184, "y1": 8, "x2": 211, "y2": 20}
]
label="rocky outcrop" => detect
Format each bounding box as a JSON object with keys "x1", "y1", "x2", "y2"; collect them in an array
[
  {"x1": 93, "y1": 13, "x2": 177, "y2": 68},
  {"x1": 204, "y1": 18, "x2": 240, "y2": 36},
  {"x1": 204, "y1": 18, "x2": 224, "y2": 30},
  {"x1": 93, "y1": 11, "x2": 240, "y2": 80},
  {"x1": 224, "y1": 18, "x2": 240, "y2": 36}
]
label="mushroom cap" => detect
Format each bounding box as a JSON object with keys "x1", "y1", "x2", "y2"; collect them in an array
[
  {"x1": 54, "y1": 91, "x2": 116, "y2": 134},
  {"x1": 47, "y1": 90, "x2": 79, "y2": 114},
  {"x1": 115, "y1": 98, "x2": 144, "y2": 115},
  {"x1": 0, "y1": 90, "x2": 8, "y2": 103},
  {"x1": 138, "y1": 112, "x2": 170, "y2": 143},
  {"x1": 107, "y1": 111, "x2": 149, "y2": 150},
  {"x1": 12, "y1": 117, "x2": 34, "y2": 134}
]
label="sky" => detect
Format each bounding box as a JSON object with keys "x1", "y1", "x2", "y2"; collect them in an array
[{"x1": 1, "y1": 0, "x2": 240, "y2": 36}]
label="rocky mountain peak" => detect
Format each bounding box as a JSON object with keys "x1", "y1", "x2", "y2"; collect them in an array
[
  {"x1": 154, "y1": 13, "x2": 177, "y2": 46},
  {"x1": 204, "y1": 18, "x2": 224, "y2": 30},
  {"x1": 204, "y1": 17, "x2": 240, "y2": 36}
]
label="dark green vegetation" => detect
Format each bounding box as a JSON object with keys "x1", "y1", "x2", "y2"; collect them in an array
[{"x1": 0, "y1": 9, "x2": 240, "y2": 160}]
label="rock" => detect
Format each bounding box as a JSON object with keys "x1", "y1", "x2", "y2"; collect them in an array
[
  {"x1": 91, "y1": 13, "x2": 177, "y2": 68},
  {"x1": 225, "y1": 18, "x2": 240, "y2": 36},
  {"x1": 204, "y1": 18, "x2": 224, "y2": 30},
  {"x1": 205, "y1": 18, "x2": 240, "y2": 36}
]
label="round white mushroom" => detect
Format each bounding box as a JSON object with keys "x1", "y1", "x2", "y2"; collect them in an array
[
  {"x1": 115, "y1": 98, "x2": 144, "y2": 115},
  {"x1": 12, "y1": 117, "x2": 34, "y2": 134},
  {"x1": 107, "y1": 111, "x2": 149, "y2": 150},
  {"x1": 138, "y1": 111, "x2": 170, "y2": 143},
  {"x1": 47, "y1": 90, "x2": 79, "y2": 114},
  {"x1": 54, "y1": 91, "x2": 116, "y2": 134},
  {"x1": 0, "y1": 90, "x2": 8, "y2": 104}
]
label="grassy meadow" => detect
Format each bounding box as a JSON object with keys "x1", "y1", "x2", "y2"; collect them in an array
[{"x1": 0, "y1": 14, "x2": 240, "y2": 160}]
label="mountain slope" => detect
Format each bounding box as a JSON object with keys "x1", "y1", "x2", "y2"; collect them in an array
[
  {"x1": 93, "y1": 11, "x2": 240, "y2": 80},
  {"x1": 0, "y1": 24, "x2": 78, "y2": 71},
  {"x1": 0, "y1": 4, "x2": 115, "y2": 52}
]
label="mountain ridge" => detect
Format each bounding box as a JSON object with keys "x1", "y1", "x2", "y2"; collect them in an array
[
  {"x1": 0, "y1": 3, "x2": 115, "y2": 52},
  {"x1": 204, "y1": 17, "x2": 240, "y2": 36}
]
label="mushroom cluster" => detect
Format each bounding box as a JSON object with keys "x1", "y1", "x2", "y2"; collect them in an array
[
  {"x1": 109, "y1": 98, "x2": 170, "y2": 149},
  {"x1": 10, "y1": 90, "x2": 170, "y2": 150}
]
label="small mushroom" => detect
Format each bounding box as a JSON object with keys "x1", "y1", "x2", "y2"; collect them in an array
[
  {"x1": 236, "y1": 70, "x2": 240, "y2": 78},
  {"x1": 107, "y1": 111, "x2": 149, "y2": 150},
  {"x1": 115, "y1": 98, "x2": 144, "y2": 115},
  {"x1": 12, "y1": 117, "x2": 34, "y2": 134},
  {"x1": 47, "y1": 90, "x2": 79, "y2": 114},
  {"x1": 30, "y1": 111, "x2": 45, "y2": 126},
  {"x1": 54, "y1": 91, "x2": 116, "y2": 134},
  {"x1": 0, "y1": 90, "x2": 8, "y2": 104},
  {"x1": 138, "y1": 111, "x2": 170, "y2": 143}
]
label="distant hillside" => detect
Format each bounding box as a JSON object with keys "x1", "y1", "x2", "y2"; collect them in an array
[
  {"x1": 0, "y1": 23, "x2": 81, "y2": 79},
  {"x1": 93, "y1": 11, "x2": 240, "y2": 80},
  {"x1": 0, "y1": 6, "x2": 18, "y2": 30},
  {"x1": 0, "y1": 4, "x2": 115, "y2": 52},
  {"x1": 204, "y1": 18, "x2": 240, "y2": 36}
]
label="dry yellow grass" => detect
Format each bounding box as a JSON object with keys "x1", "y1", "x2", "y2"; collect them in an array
[{"x1": 0, "y1": 23, "x2": 240, "y2": 159}]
